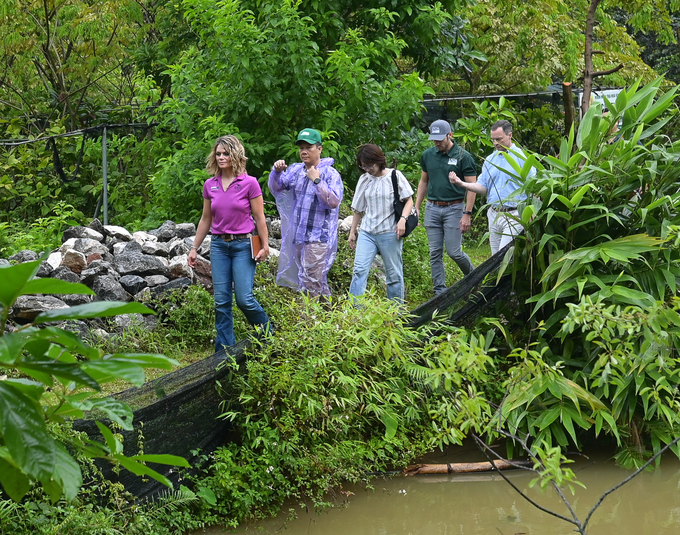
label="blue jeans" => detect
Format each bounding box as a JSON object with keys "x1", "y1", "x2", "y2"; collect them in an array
[
  {"x1": 424, "y1": 202, "x2": 475, "y2": 295},
  {"x1": 349, "y1": 229, "x2": 404, "y2": 302},
  {"x1": 210, "y1": 236, "x2": 270, "y2": 352}
]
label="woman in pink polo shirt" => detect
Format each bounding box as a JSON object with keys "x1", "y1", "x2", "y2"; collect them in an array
[{"x1": 188, "y1": 135, "x2": 272, "y2": 352}]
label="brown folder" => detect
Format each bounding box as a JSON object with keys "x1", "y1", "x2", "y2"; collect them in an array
[{"x1": 250, "y1": 235, "x2": 262, "y2": 260}]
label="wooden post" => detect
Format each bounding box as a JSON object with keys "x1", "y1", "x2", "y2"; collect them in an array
[{"x1": 562, "y1": 82, "x2": 575, "y2": 136}]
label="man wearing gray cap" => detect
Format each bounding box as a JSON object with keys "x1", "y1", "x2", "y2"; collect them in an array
[{"x1": 416, "y1": 119, "x2": 477, "y2": 295}]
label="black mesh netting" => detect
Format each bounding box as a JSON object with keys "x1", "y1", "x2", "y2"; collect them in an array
[{"x1": 72, "y1": 242, "x2": 515, "y2": 499}]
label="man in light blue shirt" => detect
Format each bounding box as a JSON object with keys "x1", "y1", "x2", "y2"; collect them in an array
[{"x1": 449, "y1": 120, "x2": 535, "y2": 254}]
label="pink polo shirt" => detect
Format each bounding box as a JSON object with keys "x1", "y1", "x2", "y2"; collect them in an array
[{"x1": 202, "y1": 173, "x2": 262, "y2": 235}]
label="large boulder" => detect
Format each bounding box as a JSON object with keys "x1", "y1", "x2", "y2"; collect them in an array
[
  {"x1": 338, "y1": 215, "x2": 353, "y2": 234},
  {"x1": 175, "y1": 223, "x2": 196, "y2": 239},
  {"x1": 113, "y1": 253, "x2": 170, "y2": 277},
  {"x1": 184, "y1": 236, "x2": 210, "y2": 258},
  {"x1": 62, "y1": 226, "x2": 104, "y2": 243},
  {"x1": 167, "y1": 238, "x2": 188, "y2": 258},
  {"x1": 62, "y1": 293, "x2": 94, "y2": 306},
  {"x1": 269, "y1": 219, "x2": 282, "y2": 239},
  {"x1": 145, "y1": 274, "x2": 169, "y2": 287},
  {"x1": 11, "y1": 295, "x2": 68, "y2": 321},
  {"x1": 154, "y1": 220, "x2": 177, "y2": 242},
  {"x1": 122, "y1": 240, "x2": 143, "y2": 255},
  {"x1": 61, "y1": 249, "x2": 87, "y2": 274},
  {"x1": 192, "y1": 255, "x2": 213, "y2": 292},
  {"x1": 46, "y1": 251, "x2": 62, "y2": 270},
  {"x1": 104, "y1": 225, "x2": 132, "y2": 241},
  {"x1": 81, "y1": 260, "x2": 120, "y2": 286},
  {"x1": 142, "y1": 241, "x2": 169, "y2": 257},
  {"x1": 132, "y1": 231, "x2": 158, "y2": 245},
  {"x1": 88, "y1": 218, "x2": 106, "y2": 236},
  {"x1": 112, "y1": 242, "x2": 127, "y2": 256},
  {"x1": 168, "y1": 254, "x2": 192, "y2": 280},
  {"x1": 73, "y1": 238, "x2": 109, "y2": 257},
  {"x1": 92, "y1": 275, "x2": 132, "y2": 302},
  {"x1": 51, "y1": 266, "x2": 80, "y2": 284},
  {"x1": 9, "y1": 250, "x2": 38, "y2": 263},
  {"x1": 119, "y1": 275, "x2": 148, "y2": 295},
  {"x1": 60, "y1": 239, "x2": 77, "y2": 254},
  {"x1": 150, "y1": 277, "x2": 191, "y2": 297},
  {"x1": 36, "y1": 261, "x2": 54, "y2": 278}
]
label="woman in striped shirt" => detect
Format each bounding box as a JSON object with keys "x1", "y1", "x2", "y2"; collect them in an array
[{"x1": 348, "y1": 144, "x2": 414, "y2": 303}]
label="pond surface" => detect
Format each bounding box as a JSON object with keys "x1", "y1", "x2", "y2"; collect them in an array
[{"x1": 197, "y1": 444, "x2": 680, "y2": 535}]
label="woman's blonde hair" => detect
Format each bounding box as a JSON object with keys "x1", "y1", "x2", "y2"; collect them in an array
[{"x1": 206, "y1": 135, "x2": 248, "y2": 176}]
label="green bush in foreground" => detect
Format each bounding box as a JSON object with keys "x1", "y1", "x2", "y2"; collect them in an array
[
  {"x1": 0, "y1": 259, "x2": 189, "y2": 504},
  {"x1": 184, "y1": 296, "x2": 494, "y2": 527}
]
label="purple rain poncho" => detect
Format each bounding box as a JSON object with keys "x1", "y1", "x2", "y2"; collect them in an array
[{"x1": 268, "y1": 157, "x2": 343, "y2": 296}]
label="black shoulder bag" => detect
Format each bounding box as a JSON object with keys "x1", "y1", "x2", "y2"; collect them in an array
[{"x1": 391, "y1": 169, "x2": 418, "y2": 238}]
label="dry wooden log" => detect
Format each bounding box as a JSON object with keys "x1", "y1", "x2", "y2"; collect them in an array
[{"x1": 403, "y1": 459, "x2": 533, "y2": 476}]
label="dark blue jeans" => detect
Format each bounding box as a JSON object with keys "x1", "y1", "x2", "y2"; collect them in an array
[{"x1": 210, "y1": 236, "x2": 270, "y2": 351}]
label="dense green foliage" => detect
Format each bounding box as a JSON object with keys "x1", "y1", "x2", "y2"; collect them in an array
[
  {"x1": 0, "y1": 260, "x2": 189, "y2": 503},
  {"x1": 2, "y1": 0, "x2": 680, "y2": 528},
  {"x1": 2, "y1": 0, "x2": 678, "y2": 232},
  {"x1": 491, "y1": 79, "x2": 680, "y2": 466}
]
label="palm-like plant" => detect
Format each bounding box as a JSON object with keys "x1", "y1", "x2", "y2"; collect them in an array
[{"x1": 497, "y1": 78, "x2": 680, "y2": 466}]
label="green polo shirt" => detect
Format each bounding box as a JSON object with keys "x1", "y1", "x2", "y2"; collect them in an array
[{"x1": 420, "y1": 143, "x2": 477, "y2": 201}]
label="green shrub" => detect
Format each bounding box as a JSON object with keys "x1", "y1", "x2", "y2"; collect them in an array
[{"x1": 187, "y1": 296, "x2": 493, "y2": 526}]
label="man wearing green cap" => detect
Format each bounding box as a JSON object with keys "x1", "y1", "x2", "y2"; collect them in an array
[{"x1": 269, "y1": 128, "x2": 344, "y2": 297}]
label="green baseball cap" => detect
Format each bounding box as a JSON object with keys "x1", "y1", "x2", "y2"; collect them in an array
[{"x1": 295, "y1": 128, "x2": 322, "y2": 145}]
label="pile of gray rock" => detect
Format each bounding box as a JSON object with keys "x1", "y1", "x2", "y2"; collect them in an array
[
  {"x1": 2, "y1": 219, "x2": 286, "y2": 335},
  {"x1": 3, "y1": 215, "x2": 358, "y2": 337}
]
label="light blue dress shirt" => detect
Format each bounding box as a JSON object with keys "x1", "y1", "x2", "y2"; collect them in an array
[{"x1": 477, "y1": 144, "x2": 535, "y2": 207}]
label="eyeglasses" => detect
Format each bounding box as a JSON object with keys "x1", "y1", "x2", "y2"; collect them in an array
[{"x1": 360, "y1": 163, "x2": 376, "y2": 171}]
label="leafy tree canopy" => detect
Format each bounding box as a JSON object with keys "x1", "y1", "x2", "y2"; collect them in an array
[
  {"x1": 148, "y1": 0, "x2": 435, "y2": 223},
  {"x1": 440, "y1": 0, "x2": 678, "y2": 94},
  {"x1": 0, "y1": 0, "x2": 145, "y2": 131}
]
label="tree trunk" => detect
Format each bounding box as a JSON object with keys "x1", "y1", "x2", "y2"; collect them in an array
[
  {"x1": 403, "y1": 459, "x2": 532, "y2": 476},
  {"x1": 563, "y1": 82, "x2": 575, "y2": 135},
  {"x1": 581, "y1": 0, "x2": 601, "y2": 117}
]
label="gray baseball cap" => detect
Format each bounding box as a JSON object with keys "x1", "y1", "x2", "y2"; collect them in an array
[{"x1": 428, "y1": 119, "x2": 452, "y2": 141}]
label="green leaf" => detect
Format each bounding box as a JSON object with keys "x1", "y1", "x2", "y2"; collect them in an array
[
  {"x1": 116, "y1": 457, "x2": 172, "y2": 488},
  {"x1": 21, "y1": 279, "x2": 94, "y2": 297},
  {"x1": 196, "y1": 486, "x2": 216, "y2": 505},
  {"x1": 639, "y1": 87, "x2": 678, "y2": 124},
  {"x1": 17, "y1": 361, "x2": 100, "y2": 391},
  {"x1": 610, "y1": 285, "x2": 656, "y2": 307},
  {"x1": 0, "y1": 260, "x2": 41, "y2": 309},
  {"x1": 75, "y1": 397, "x2": 134, "y2": 430},
  {"x1": 0, "y1": 453, "x2": 32, "y2": 502},
  {"x1": 96, "y1": 422, "x2": 124, "y2": 455},
  {"x1": 380, "y1": 411, "x2": 398, "y2": 439},
  {"x1": 34, "y1": 301, "x2": 155, "y2": 323},
  {"x1": 83, "y1": 361, "x2": 145, "y2": 386},
  {"x1": 103, "y1": 353, "x2": 177, "y2": 369},
  {"x1": 130, "y1": 454, "x2": 191, "y2": 467},
  {"x1": 1, "y1": 378, "x2": 44, "y2": 401},
  {"x1": 0, "y1": 382, "x2": 55, "y2": 481}
]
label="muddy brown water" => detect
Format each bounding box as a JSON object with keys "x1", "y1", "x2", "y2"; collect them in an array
[{"x1": 195, "y1": 445, "x2": 680, "y2": 535}]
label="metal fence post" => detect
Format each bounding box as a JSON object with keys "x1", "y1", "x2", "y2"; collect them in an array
[{"x1": 102, "y1": 126, "x2": 108, "y2": 225}]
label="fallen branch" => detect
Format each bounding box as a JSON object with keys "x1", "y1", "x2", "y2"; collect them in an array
[{"x1": 403, "y1": 459, "x2": 532, "y2": 476}]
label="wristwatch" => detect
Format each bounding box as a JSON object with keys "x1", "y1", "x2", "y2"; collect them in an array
[
  {"x1": 463, "y1": 210, "x2": 472, "y2": 215},
  {"x1": 313, "y1": 177, "x2": 321, "y2": 185}
]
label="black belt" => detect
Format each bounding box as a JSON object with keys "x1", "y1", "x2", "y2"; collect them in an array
[
  {"x1": 213, "y1": 233, "x2": 251, "y2": 241},
  {"x1": 491, "y1": 205, "x2": 517, "y2": 212},
  {"x1": 428, "y1": 199, "x2": 463, "y2": 206}
]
